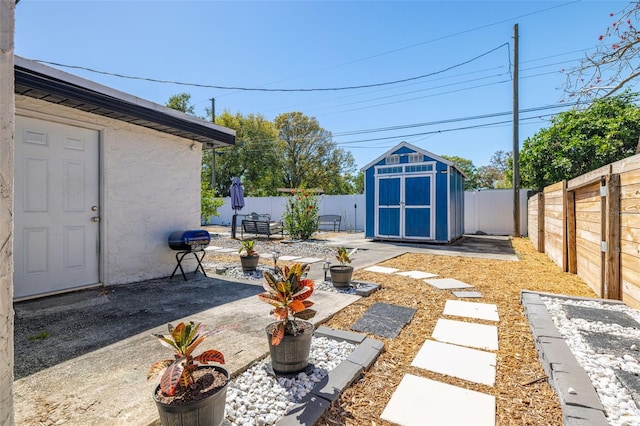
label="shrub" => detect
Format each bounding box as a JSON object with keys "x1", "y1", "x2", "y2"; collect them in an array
[{"x1": 282, "y1": 190, "x2": 319, "y2": 240}]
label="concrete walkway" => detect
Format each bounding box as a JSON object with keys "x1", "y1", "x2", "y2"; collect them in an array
[{"x1": 13, "y1": 232, "x2": 516, "y2": 425}]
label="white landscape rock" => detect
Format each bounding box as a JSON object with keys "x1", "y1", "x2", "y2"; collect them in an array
[{"x1": 542, "y1": 297, "x2": 640, "y2": 426}]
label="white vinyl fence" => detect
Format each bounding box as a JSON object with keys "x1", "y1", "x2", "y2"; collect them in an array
[{"x1": 207, "y1": 190, "x2": 528, "y2": 236}]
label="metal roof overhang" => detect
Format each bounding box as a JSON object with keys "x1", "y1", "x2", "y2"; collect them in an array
[{"x1": 14, "y1": 57, "x2": 235, "y2": 149}]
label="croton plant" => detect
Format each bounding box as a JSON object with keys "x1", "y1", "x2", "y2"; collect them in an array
[
  {"x1": 258, "y1": 263, "x2": 316, "y2": 346},
  {"x1": 147, "y1": 321, "x2": 226, "y2": 396}
]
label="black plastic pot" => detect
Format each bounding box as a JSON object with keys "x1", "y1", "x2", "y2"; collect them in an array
[
  {"x1": 153, "y1": 366, "x2": 229, "y2": 426},
  {"x1": 329, "y1": 265, "x2": 354, "y2": 287},
  {"x1": 240, "y1": 254, "x2": 260, "y2": 272},
  {"x1": 265, "y1": 321, "x2": 314, "y2": 374}
]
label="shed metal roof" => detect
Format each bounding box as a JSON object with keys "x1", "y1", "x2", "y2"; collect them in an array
[{"x1": 14, "y1": 56, "x2": 235, "y2": 149}]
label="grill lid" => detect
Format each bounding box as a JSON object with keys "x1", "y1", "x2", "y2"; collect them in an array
[{"x1": 168, "y1": 230, "x2": 211, "y2": 251}]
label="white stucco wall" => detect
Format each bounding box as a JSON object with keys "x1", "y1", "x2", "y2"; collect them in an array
[{"x1": 16, "y1": 95, "x2": 203, "y2": 287}]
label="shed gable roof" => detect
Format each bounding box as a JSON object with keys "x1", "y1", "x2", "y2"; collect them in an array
[
  {"x1": 360, "y1": 141, "x2": 465, "y2": 176},
  {"x1": 14, "y1": 56, "x2": 235, "y2": 148}
]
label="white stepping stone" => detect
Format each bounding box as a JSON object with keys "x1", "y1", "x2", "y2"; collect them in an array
[
  {"x1": 364, "y1": 266, "x2": 399, "y2": 274},
  {"x1": 204, "y1": 246, "x2": 223, "y2": 251},
  {"x1": 218, "y1": 248, "x2": 237, "y2": 253},
  {"x1": 258, "y1": 252, "x2": 273, "y2": 258},
  {"x1": 424, "y1": 278, "x2": 473, "y2": 290},
  {"x1": 296, "y1": 257, "x2": 322, "y2": 264},
  {"x1": 396, "y1": 270, "x2": 439, "y2": 279},
  {"x1": 453, "y1": 290, "x2": 483, "y2": 298},
  {"x1": 432, "y1": 318, "x2": 498, "y2": 351},
  {"x1": 381, "y1": 374, "x2": 495, "y2": 426},
  {"x1": 278, "y1": 255, "x2": 301, "y2": 261},
  {"x1": 443, "y1": 300, "x2": 499, "y2": 322},
  {"x1": 412, "y1": 340, "x2": 496, "y2": 386}
]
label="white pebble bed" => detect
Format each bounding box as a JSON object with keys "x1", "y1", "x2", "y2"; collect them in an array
[
  {"x1": 224, "y1": 336, "x2": 356, "y2": 426},
  {"x1": 542, "y1": 297, "x2": 640, "y2": 425}
]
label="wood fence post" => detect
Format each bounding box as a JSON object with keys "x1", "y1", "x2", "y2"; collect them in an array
[
  {"x1": 537, "y1": 193, "x2": 545, "y2": 253},
  {"x1": 567, "y1": 190, "x2": 577, "y2": 274},
  {"x1": 605, "y1": 174, "x2": 621, "y2": 300}
]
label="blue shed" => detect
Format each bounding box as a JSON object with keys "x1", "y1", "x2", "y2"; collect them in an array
[{"x1": 361, "y1": 141, "x2": 465, "y2": 243}]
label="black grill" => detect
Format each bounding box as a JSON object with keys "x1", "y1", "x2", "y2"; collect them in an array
[{"x1": 168, "y1": 230, "x2": 211, "y2": 251}]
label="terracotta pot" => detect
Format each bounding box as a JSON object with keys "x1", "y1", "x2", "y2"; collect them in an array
[
  {"x1": 153, "y1": 365, "x2": 229, "y2": 426},
  {"x1": 265, "y1": 321, "x2": 314, "y2": 374},
  {"x1": 330, "y1": 265, "x2": 353, "y2": 287}
]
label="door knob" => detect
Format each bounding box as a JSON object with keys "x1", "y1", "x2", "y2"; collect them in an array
[
  {"x1": 91, "y1": 206, "x2": 98, "y2": 211},
  {"x1": 91, "y1": 217, "x2": 100, "y2": 222}
]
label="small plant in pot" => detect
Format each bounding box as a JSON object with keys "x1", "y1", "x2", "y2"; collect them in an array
[
  {"x1": 329, "y1": 246, "x2": 354, "y2": 288},
  {"x1": 238, "y1": 239, "x2": 260, "y2": 272},
  {"x1": 258, "y1": 263, "x2": 316, "y2": 374},
  {"x1": 148, "y1": 321, "x2": 230, "y2": 426}
]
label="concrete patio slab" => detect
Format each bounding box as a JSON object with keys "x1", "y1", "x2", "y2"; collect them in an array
[
  {"x1": 432, "y1": 318, "x2": 499, "y2": 351},
  {"x1": 412, "y1": 340, "x2": 496, "y2": 386},
  {"x1": 424, "y1": 278, "x2": 474, "y2": 290},
  {"x1": 443, "y1": 300, "x2": 499, "y2": 322},
  {"x1": 380, "y1": 374, "x2": 495, "y2": 426}
]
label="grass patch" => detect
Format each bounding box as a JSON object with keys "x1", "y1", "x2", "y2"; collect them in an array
[{"x1": 27, "y1": 331, "x2": 50, "y2": 341}]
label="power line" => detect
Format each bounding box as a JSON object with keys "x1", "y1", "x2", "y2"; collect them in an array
[{"x1": 33, "y1": 44, "x2": 508, "y2": 93}]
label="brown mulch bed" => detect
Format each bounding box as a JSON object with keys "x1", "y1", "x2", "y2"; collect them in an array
[{"x1": 315, "y1": 237, "x2": 597, "y2": 426}]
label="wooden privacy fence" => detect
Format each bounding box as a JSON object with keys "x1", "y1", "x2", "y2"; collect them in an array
[{"x1": 528, "y1": 153, "x2": 640, "y2": 308}]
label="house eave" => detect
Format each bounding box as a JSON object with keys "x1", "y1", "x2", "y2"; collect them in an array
[{"x1": 14, "y1": 56, "x2": 235, "y2": 148}]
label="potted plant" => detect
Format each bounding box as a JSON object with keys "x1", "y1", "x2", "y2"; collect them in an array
[
  {"x1": 238, "y1": 239, "x2": 260, "y2": 272},
  {"x1": 148, "y1": 321, "x2": 229, "y2": 426},
  {"x1": 329, "y1": 246, "x2": 354, "y2": 288},
  {"x1": 258, "y1": 263, "x2": 316, "y2": 374}
]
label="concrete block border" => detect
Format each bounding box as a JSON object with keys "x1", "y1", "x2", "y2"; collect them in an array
[
  {"x1": 520, "y1": 291, "x2": 609, "y2": 426},
  {"x1": 276, "y1": 327, "x2": 384, "y2": 425}
]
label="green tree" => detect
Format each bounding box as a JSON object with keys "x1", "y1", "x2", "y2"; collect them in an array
[
  {"x1": 520, "y1": 93, "x2": 640, "y2": 190},
  {"x1": 212, "y1": 111, "x2": 282, "y2": 196},
  {"x1": 475, "y1": 151, "x2": 512, "y2": 189},
  {"x1": 274, "y1": 112, "x2": 357, "y2": 194},
  {"x1": 166, "y1": 93, "x2": 195, "y2": 115}
]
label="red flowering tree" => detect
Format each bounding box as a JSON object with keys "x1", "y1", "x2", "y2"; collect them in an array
[
  {"x1": 563, "y1": 3, "x2": 640, "y2": 102},
  {"x1": 282, "y1": 190, "x2": 319, "y2": 240}
]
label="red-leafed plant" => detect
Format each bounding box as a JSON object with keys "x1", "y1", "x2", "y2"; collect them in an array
[
  {"x1": 147, "y1": 321, "x2": 226, "y2": 396},
  {"x1": 258, "y1": 263, "x2": 316, "y2": 346}
]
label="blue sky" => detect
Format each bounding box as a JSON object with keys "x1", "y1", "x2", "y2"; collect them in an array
[{"x1": 14, "y1": 1, "x2": 631, "y2": 170}]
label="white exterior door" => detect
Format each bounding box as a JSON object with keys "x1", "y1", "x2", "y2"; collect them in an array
[{"x1": 14, "y1": 115, "x2": 100, "y2": 299}]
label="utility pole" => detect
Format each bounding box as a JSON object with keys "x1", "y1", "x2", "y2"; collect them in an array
[
  {"x1": 512, "y1": 24, "x2": 520, "y2": 237},
  {"x1": 210, "y1": 97, "x2": 216, "y2": 192}
]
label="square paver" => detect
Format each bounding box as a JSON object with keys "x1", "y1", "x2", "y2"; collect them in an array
[
  {"x1": 452, "y1": 291, "x2": 483, "y2": 298},
  {"x1": 424, "y1": 278, "x2": 474, "y2": 290},
  {"x1": 278, "y1": 255, "x2": 301, "y2": 261},
  {"x1": 364, "y1": 266, "x2": 399, "y2": 274},
  {"x1": 204, "y1": 246, "x2": 223, "y2": 251},
  {"x1": 296, "y1": 257, "x2": 323, "y2": 264},
  {"x1": 443, "y1": 300, "x2": 499, "y2": 322},
  {"x1": 380, "y1": 374, "x2": 495, "y2": 426},
  {"x1": 432, "y1": 318, "x2": 498, "y2": 351},
  {"x1": 217, "y1": 248, "x2": 237, "y2": 253},
  {"x1": 395, "y1": 270, "x2": 439, "y2": 279},
  {"x1": 351, "y1": 302, "x2": 416, "y2": 339},
  {"x1": 412, "y1": 340, "x2": 496, "y2": 386}
]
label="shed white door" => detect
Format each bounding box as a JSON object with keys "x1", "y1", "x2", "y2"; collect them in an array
[{"x1": 14, "y1": 116, "x2": 100, "y2": 299}]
